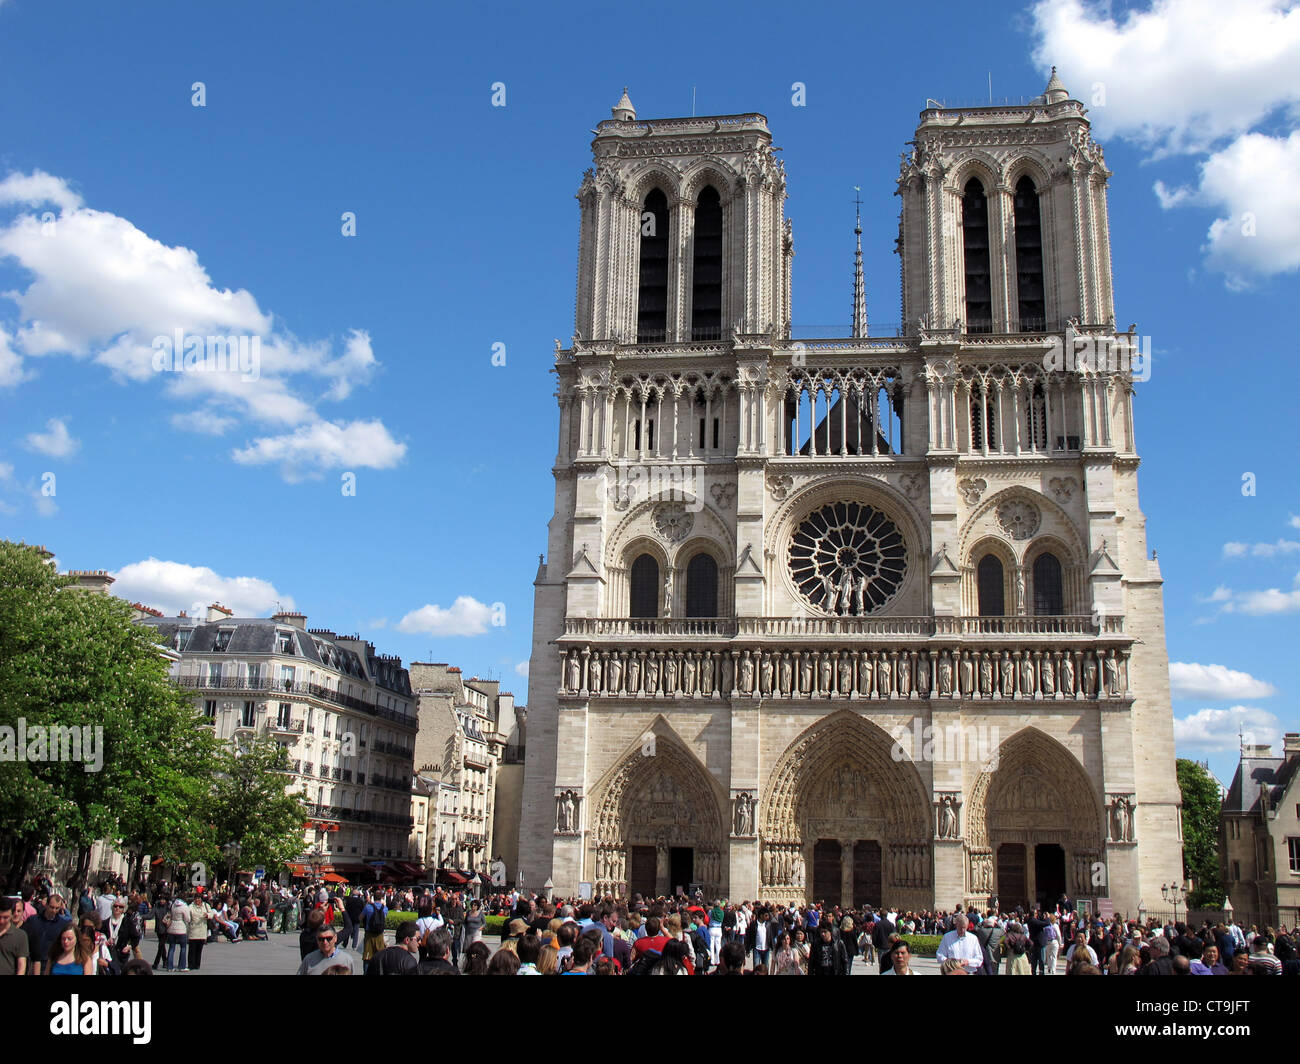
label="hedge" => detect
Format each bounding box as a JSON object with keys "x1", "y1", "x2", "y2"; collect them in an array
[
  {"x1": 328, "y1": 910, "x2": 417, "y2": 931},
  {"x1": 899, "y1": 934, "x2": 942, "y2": 957},
  {"x1": 485, "y1": 914, "x2": 507, "y2": 936}
]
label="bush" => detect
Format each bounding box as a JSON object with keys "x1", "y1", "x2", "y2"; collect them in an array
[
  {"x1": 899, "y1": 934, "x2": 941, "y2": 958},
  {"x1": 485, "y1": 914, "x2": 507, "y2": 937},
  {"x1": 329, "y1": 909, "x2": 417, "y2": 932}
]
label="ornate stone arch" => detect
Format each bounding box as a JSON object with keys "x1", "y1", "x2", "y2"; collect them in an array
[
  {"x1": 681, "y1": 161, "x2": 739, "y2": 205},
  {"x1": 627, "y1": 163, "x2": 685, "y2": 207},
  {"x1": 587, "y1": 717, "x2": 727, "y2": 896},
  {"x1": 948, "y1": 154, "x2": 1001, "y2": 196},
  {"x1": 1004, "y1": 152, "x2": 1053, "y2": 194},
  {"x1": 964, "y1": 534, "x2": 1016, "y2": 616},
  {"x1": 674, "y1": 534, "x2": 733, "y2": 619},
  {"x1": 766, "y1": 476, "x2": 926, "y2": 616},
  {"x1": 1023, "y1": 533, "x2": 1082, "y2": 614},
  {"x1": 959, "y1": 486, "x2": 1084, "y2": 566},
  {"x1": 964, "y1": 726, "x2": 1105, "y2": 902}
]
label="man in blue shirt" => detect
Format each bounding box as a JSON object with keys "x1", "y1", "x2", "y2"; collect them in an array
[
  {"x1": 360, "y1": 890, "x2": 387, "y2": 972},
  {"x1": 22, "y1": 893, "x2": 71, "y2": 976}
]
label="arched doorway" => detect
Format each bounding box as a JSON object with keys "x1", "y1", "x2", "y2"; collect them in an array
[
  {"x1": 761, "y1": 711, "x2": 931, "y2": 909},
  {"x1": 588, "y1": 723, "x2": 726, "y2": 899},
  {"x1": 964, "y1": 728, "x2": 1105, "y2": 910}
]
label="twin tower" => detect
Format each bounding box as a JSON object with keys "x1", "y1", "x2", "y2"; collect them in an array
[{"x1": 521, "y1": 75, "x2": 1180, "y2": 917}]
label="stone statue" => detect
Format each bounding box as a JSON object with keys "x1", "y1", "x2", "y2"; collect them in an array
[
  {"x1": 627, "y1": 653, "x2": 642, "y2": 695},
  {"x1": 818, "y1": 653, "x2": 833, "y2": 695},
  {"x1": 821, "y1": 572, "x2": 836, "y2": 613},
  {"x1": 557, "y1": 790, "x2": 577, "y2": 833},
  {"x1": 761, "y1": 848, "x2": 773, "y2": 884},
  {"x1": 793, "y1": 853, "x2": 804, "y2": 888},
  {"x1": 740, "y1": 651, "x2": 755, "y2": 694},
  {"x1": 760, "y1": 651, "x2": 774, "y2": 695},
  {"x1": 1061, "y1": 653, "x2": 1075, "y2": 696},
  {"x1": 916, "y1": 653, "x2": 931, "y2": 696},
  {"x1": 1019, "y1": 654, "x2": 1036, "y2": 697},
  {"x1": 1000, "y1": 651, "x2": 1015, "y2": 698},
  {"x1": 853, "y1": 572, "x2": 866, "y2": 614},
  {"x1": 859, "y1": 650, "x2": 874, "y2": 696},
  {"x1": 1114, "y1": 796, "x2": 1132, "y2": 842},
  {"x1": 896, "y1": 653, "x2": 911, "y2": 697},
  {"x1": 1083, "y1": 653, "x2": 1098, "y2": 696},
  {"x1": 779, "y1": 652, "x2": 793, "y2": 695},
  {"x1": 800, "y1": 653, "x2": 814, "y2": 695},
  {"x1": 663, "y1": 573, "x2": 673, "y2": 616},
  {"x1": 939, "y1": 796, "x2": 958, "y2": 839},
  {"x1": 938, "y1": 653, "x2": 953, "y2": 696},
  {"x1": 979, "y1": 652, "x2": 993, "y2": 697},
  {"x1": 588, "y1": 653, "x2": 602, "y2": 693},
  {"x1": 877, "y1": 654, "x2": 892, "y2": 698},
  {"x1": 608, "y1": 653, "x2": 623, "y2": 694},
  {"x1": 838, "y1": 651, "x2": 853, "y2": 695},
  {"x1": 1041, "y1": 655, "x2": 1055, "y2": 696},
  {"x1": 566, "y1": 650, "x2": 581, "y2": 692},
  {"x1": 645, "y1": 652, "x2": 660, "y2": 694},
  {"x1": 664, "y1": 653, "x2": 679, "y2": 694},
  {"x1": 1104, "y1": 651, "x2": 1121, "y2": 696},
  {"x1": 959, "y1": 650, "x2": 974, "y2": 696},
  {"x1": 700, "y1": 652, "x2": 714, "y2": 695},
  {"x1": 721, "y1": 653, "x2": 734, "y2": 694},
  {"x1": 682, "y1": 653, "x2": 696, "y2": 695}
]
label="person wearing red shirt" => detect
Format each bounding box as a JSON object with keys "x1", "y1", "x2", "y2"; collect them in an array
[{"x1": 631, "y1": 916, "x2": 670, "y2": 961}]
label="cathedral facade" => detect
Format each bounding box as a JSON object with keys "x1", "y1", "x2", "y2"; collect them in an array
[{"x1": 520, "y1": 77, "x2": 1182, "y2": 915}]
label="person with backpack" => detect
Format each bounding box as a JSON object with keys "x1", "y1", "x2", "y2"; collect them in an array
[{"x1": 360, "y1": 890, "x2": 387, "y2": 972}]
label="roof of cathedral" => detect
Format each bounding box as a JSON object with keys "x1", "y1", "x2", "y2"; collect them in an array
[
  {"x1": 1043, "y1": 66, "x2": 1068, "y2": 104},
  {"x1": 612, "y1": 87, "x2": 635, "y2": 121}
]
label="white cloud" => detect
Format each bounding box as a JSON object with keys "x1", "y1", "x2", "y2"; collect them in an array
[
  {"x1": 1031, "y1": 0, "x2": 1300, "y2": 155},
  {"x1": 1169, "y1": 662, "x2": 1276, "y2": 700},
  {"x1": 1206, "y1": 571, "x2": 1300, "y2": 614},
  {"x1": 0, "y1": 171, "x2": 404, "y2": 479},
  {"x1": 231, "y1": 419, "x2": 406, "y2": 480},
  {"x1": 1290, "y1": 515, "x2": 1300, "y2": 529},
  {"x1": 396, "y1": 597, "x2": 495, "y2": 637},
  {"x1": 515, "y1": 661, "x2": 530, "y2": 678},
  {"x1": 23, "y1": 417, "x2": 79, "y2": 458},
  {"x1": 110, "y1": 558, "x2": 292, "y2": 617},
  {"x1": 1223, "y1": 537, "x2": 1300, "y2": 558},
  {"x1": 1030, "y1": 0, "x2": 1300, "y2": 283},
  {"x1": 170, "y1": 409, "x2": 237, "y2": 436},
  {"x1": 1174, "y1": 704, "x2": 1281, "y2": 754}
]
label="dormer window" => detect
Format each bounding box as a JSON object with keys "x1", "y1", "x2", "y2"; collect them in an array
[
  {"x1": 277, "y1": 630, "x2": 294, "y2": 654},
  {"x1": 213, "y1": 629, "x2": 233, "y2": 652}
]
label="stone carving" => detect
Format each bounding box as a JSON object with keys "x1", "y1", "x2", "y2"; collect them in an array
[
  {"x1": 979, "y1": 652, "x2": 994, "y2": 697},
  {"x1": 710, "y1": 482, "x2": 736, "y2": 509},
  {"x1": 900, "y1": 472, "x2": 926, "y2": 500},
  {"x1": 1061, "y1": 652, "x2": 1075, "y2": 696},
  {"x1": 996, "y1": 499, "x2": 1041, "y2": 540},
  {"x1": 959, "y1": 650, "x2": 974, "y2": 697},
  {"x1": 1049, "y1": 476, "x2": 1076, "y2": 502},
  {"x1": 789, "y1": 501, "x2": 908, "y2": 616},
  {"x1": 565, "y1": 649, "x2": 581, "y2": 692},
  {"x1": 739, "y1": 650, "x2": 755, "y2": 694},
  {"x1": 767, "y1": 473, "x2": 794, "y2": 501},
  {"x1": 1104, "y1": 650, "x2": 1121, "y2": 696},
  {"x1": 957, "y1": 477, "x2": 987, "y2": 505},
  {"x1": 681, "y1": 653, "x2": 696, "y2": 695},
  {"x1": 645, "y1": 652, "x2": 660, "y2": 694},
  {"x1": 968, "y1": 850, "x2": 993, "y2": 893},
  {"x1": 938, "y1": 653, "x2": 953, "y2": 696},
  {"x1": 779, "y1": 652, "x2": 793, "y2": 696},
  {"x1": 664, "y1": 653, "x2": 679, "y2": 695},
  {"x1": 608, "y1": 653, "x2": 623, "y2": 693},
  {"x1": 556, "y1": 790, "x2": 579, "y2": 834},
  {"x1": 588, "y1": 653, "x2": 602, "y2": 693},
  {"x1": 1109, "y1": 794, "x2": 1135, "y2": 842},
  {"x1": 937, "y1": 794, "x2": 960, "y2": 839},
  {"x1": 837, "y1": 651, "x2": 854, "y2": 695},
  {"x1": 627, "y1": 653, "x2": 642, "y2": 695},
  {"x1": 732, "y1": 792, "x2": 756, "y2": 836},
  {"x1": 651, "y1": 502, "x2": 694, "y2": 543}
]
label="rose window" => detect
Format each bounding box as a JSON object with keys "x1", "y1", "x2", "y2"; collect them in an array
[{"x1": 788, "y1": 502, "x2": 907, "y2": 614}]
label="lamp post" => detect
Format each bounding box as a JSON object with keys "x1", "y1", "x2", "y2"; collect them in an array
[
  {"x1": 222, "y1": 841, "x2": 242, "y2": 888},
  {"x1": 1161, "y1": 881, "x2": 1187, "y2": 921}
]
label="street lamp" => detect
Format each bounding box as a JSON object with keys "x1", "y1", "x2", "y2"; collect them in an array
[
  {"x1": 1161, "y1": 881, "x2": 1187, "y2": 919},
  {"x1": 222, "y1": 841, "x2": 242, "y2": 888}
]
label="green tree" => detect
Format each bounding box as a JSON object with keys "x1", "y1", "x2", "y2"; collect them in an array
[
  {"x1": 0, "y1": 540, "x2": 219, "y2": 889},
  {"x1": 207, "y1": 734, "x2": 308, "y2": 881},
  {"x1": 1178, "y1": 758, "x2": 1224, "y2": 907}
]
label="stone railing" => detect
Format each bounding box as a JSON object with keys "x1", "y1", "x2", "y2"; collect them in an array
[
  {"x1": 559, "y1": 642, "x2": 1131, "y2": 703},
  {"x1": 563, "y1": 615, "x2": 1121, "y2": 641}
]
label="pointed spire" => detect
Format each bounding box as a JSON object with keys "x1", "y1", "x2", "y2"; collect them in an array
[
  {"x1": 612, "y1": 87, "x2": 636, "y2": 122},
  {"x1": 1043, "y1": 65, "x2": 1068, "y2": 104},
  {"x1": 852, "y1": 187, "x2": 867, "y2": 338}
]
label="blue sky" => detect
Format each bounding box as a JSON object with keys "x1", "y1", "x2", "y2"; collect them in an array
[{"x1": 0, "y1": 0, "x2": 1295, "y2": 783}]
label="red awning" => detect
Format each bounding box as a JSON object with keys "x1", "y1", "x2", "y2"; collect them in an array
[
  {"x1": 396, "y1": 862, "x2": 423, "y2": 876},
  {"x1": 439, "y1": 870, "x2": 469, "y2": 885},
  {"x1": 287, "y1": 864, "x2": 309, "y2": 877},
  {"x1": 321, "y1": 872, "x2": 348, "y2": 884}
]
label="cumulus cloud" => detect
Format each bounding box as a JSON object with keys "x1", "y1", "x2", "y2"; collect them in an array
[
  {"x1": 0, "y1": 170, "x2": 403, "y2": 479},
  {"x1": 110, "y1": 558, "x2": 292, "y2": 617},
  {"x1": 515, "y1": 661, "x2": 530, "y2": 678},
  {"x1": 1205, "y1": 571, "x2": 1300, "y2": 614},
  {"x1": 1030, "y1": 0, "x2": 1300, "y2": 284},
  {"x1": 1223, "y1": 537, "x2": 1300, "y2": 558},
  {"x1": 231, "y1": 419, "x2": 406, "y2": 480},
  {"x1": 23, "y1": 417, "x2": 79, "y2": 458},
  {"x1": 1169, "y1": 662, "x2": 1277, "y2": 701},
  {"x1": 170, "y1": 409, "x2": 237, "y2": 436},
  {"x1": 396, "y1": 597, "x2": 497, "y2": 637},
  {"x1": 1174, "y1": 704, "x2": 1281, "y2": 754}
]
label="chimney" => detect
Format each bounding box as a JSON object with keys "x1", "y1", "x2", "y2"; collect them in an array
[
  {"x1": 1243, "y1": 743, "x2": 1273, "y2": 759},
  {"x1": 272, "y1": 610, "x2": 308, "y2": 630},
  {"x1": 1284, "y1": 733, "x2": 1300, "y2": 758},
  {"x1": 206, "y1": 602, "x2": 234, "y2": 622},
  {"x1": 67, "y1": 570, "x2": 115, "y2": 595}
]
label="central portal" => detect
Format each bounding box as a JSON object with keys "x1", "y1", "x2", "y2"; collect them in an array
[
  {"x1": 670, "y1": 847, "x2": 694, "y2": 895},
  {"x1": 812, "y1": 839, "x2": 842, "y2": 906},
  {"x1": 853, "y1": 840, "x2": 882, "y2": 907}
]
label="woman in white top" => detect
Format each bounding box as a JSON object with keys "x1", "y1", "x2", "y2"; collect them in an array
[
  {"x1": 1041, "y1": 914, "x2": 1062, "y2": 975},
  {"x1": 1064, "y1": 931, "x2": 1098, "y2": 973}
]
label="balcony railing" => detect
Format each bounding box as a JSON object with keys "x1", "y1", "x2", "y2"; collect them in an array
[
  {"x1": 174, "y1": 674, "x2": 416, "y2": 728},
  {"x1": 563, "y1": 615, "x2": 1121, "y2": 641},
  {"x1": 271, "y1": 719, "x2": 305, "y2": 734}
]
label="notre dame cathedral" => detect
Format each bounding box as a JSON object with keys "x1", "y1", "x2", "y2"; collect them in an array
[{"x1": 520, "y1": 73, "x2": 1182, "y2": 916}]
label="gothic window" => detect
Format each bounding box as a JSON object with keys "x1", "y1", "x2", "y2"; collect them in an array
[
  {"x1": 788, "y1": 502, "x2": 907, "y2": 615},
  {"x1": 1032, "y1": 552, "x2": 1064, "y2": 615},
  {"x1": 685, "y1": 553, "x2": 719, "y2": 618},
  {"x1": 962, "y1": 178, "x2": 992, "y2": 333},
  {"x1": 638, "y1": 189, "x2": 669, "y2": 343},
  {"x1": 1026, "y1": 383, "x2": 1047, "y2": 449},
  {"x1": 1014, "y1": 176, "x2": 1045, "y2": 331},
  {"x1": 691, "y1": 185, "x2": 723, "y2": 341},
  {"x1": 970, "y1": 386, "x2": 997, "y2": 450},
  {"x1": 977, "y1": 554, "x2": 1005, "y2": 616},
  {"x1": 630, "y1": 554, "x2": 660, "y2": 618}
]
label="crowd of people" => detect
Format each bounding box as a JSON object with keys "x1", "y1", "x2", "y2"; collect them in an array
[{"x1": 3, "y1": 875, "x2": 1297, "y2": 977}]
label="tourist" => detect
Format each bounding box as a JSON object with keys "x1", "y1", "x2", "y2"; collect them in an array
[
  {"x1": 297, "y1": 925, "x2": 357, "y2": 975},
  {"x1": 45, "y1": 926, "x2": 93, "y2": 976},
  {"x1": 936, "y1": 912, "x2": 984, "y2": 974},
  {"x1": 883, "y1": 940, "x2": 915, "y2": 975},
  {"x1": 999, "y1": 922, "x2": 1031, "y2": 975}
]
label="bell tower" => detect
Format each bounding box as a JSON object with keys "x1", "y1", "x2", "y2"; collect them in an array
[
  {"x1": 573, "y1": 90, "x2": 793, "y2": 344},
  {"x1": 896, "y1": 68, "x2": 1115, "y2": 333}
]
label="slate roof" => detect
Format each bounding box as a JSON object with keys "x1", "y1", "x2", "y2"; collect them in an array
[{"x1": 1223, "y1": 751, "x2": 1295, "y2": 815}]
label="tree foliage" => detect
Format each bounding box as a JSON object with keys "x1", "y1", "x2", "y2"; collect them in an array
[
  {"x1": 1177, "y1": 758, "x2": 1224, "y2": 907},
  {"x1": 208, "y1": 735, "x2": 308, "y2": 876}
]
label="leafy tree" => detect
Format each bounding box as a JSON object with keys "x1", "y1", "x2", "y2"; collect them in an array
[
  {"x1": 207, "y1": 734, "x2": 308, "y2": 880},
  {"x1": 1178, "y1": 758, "x2": 1224, "y2": 907},
  {"x1": 0, "y1": 540, "x2": 218, "y2": 889}
]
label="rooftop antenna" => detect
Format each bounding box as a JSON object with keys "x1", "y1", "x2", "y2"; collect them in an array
[{"x1": 851, "y1": 187, "x2": 867, "y2": 339}]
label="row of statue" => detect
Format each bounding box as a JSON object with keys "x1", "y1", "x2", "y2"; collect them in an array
[
  {"x1": 563, "y1": 645, "x2": 1129, "y2": 700},
  {"x1": 555, "y1": 790, "x2": 581, "y2": 834},
  {"x1": 732, "y1": 792, "x2": 757, "y2": 836},
  {"x1": 761, "y1": 844, "x2": 806, "y2": 888},
  {"x1": 890, "y1": 843, "x2": 932, "y2": 888}
]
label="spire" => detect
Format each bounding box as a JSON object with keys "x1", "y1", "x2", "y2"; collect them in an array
[
  {"x1": 1043, "y1": 65, "x2": 1068, "y2": 104},
  {"x1": 612, "y1": 87, "x2": 636, "y2": 122},
  {"x1": 851, "y1": 187, "x2": 867, "y2": 338}
]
